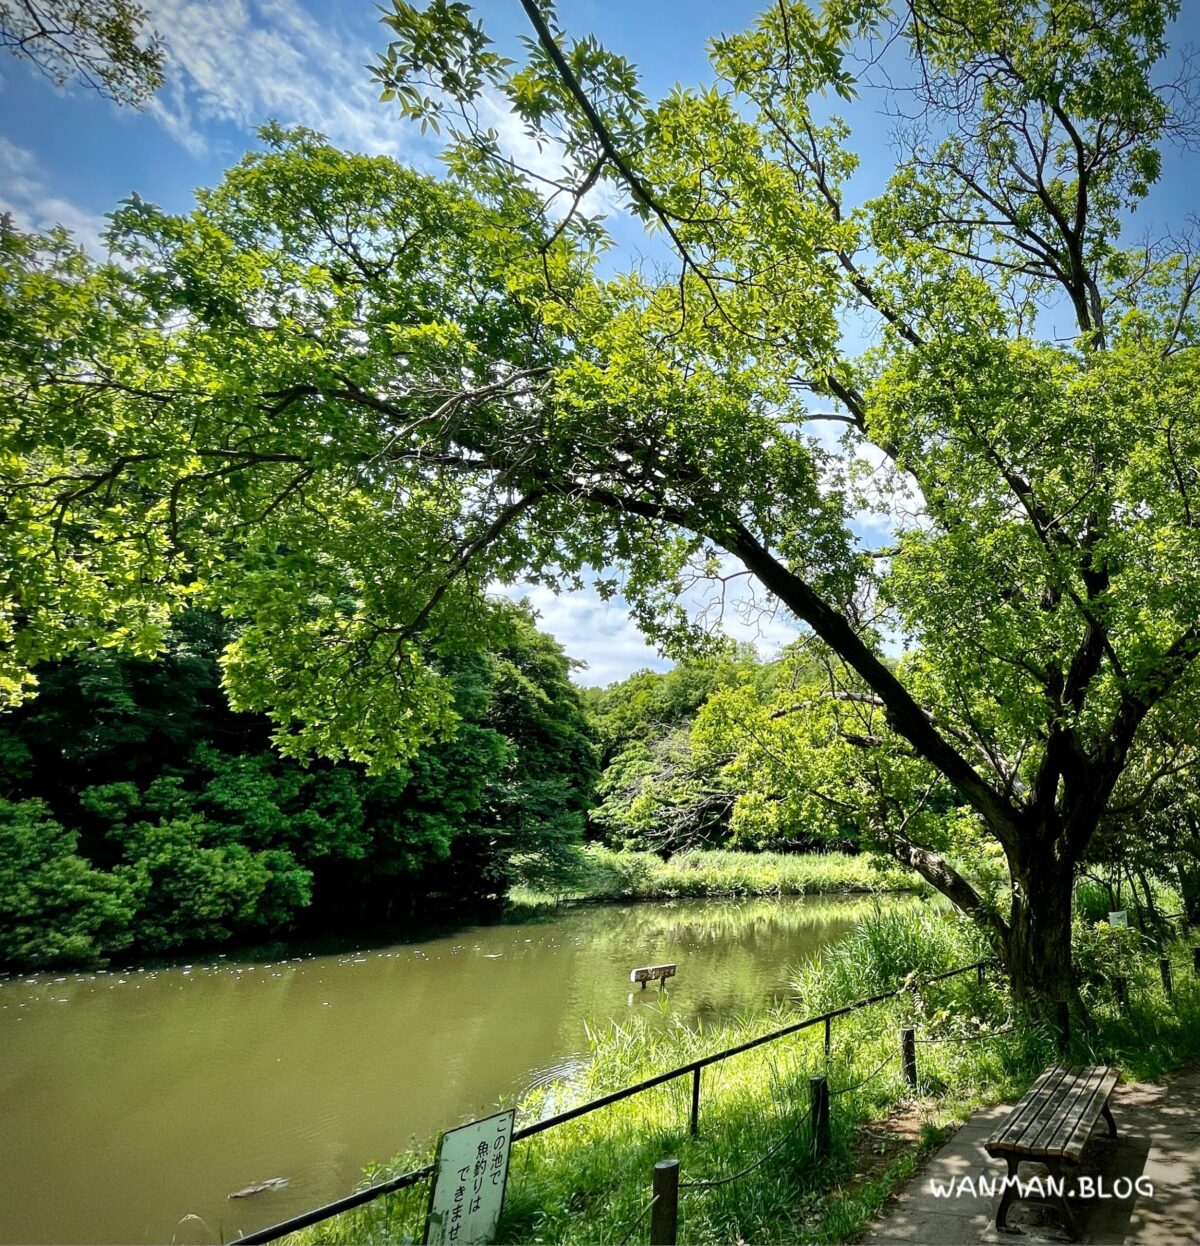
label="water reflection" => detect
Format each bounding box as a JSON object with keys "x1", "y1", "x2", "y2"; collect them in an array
[{"x1": 0, "y1": 894, "x2": 898, "y2": 1244}]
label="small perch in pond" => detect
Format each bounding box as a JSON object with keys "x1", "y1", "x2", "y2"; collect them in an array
[{"x1": 630, "y1": 964, "x2": 677, "y2": 990}]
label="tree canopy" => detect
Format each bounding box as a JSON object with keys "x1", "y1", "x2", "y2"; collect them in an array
[
  {"x1": 5, "y1": 0, "x2": 1200, "y2": 1010},
  {"x1": 0, "y1": 602, "x2": 598, "y2": 967},
  {"x1": 0, "y1": 0, "x2": 163, "y2": 105}
]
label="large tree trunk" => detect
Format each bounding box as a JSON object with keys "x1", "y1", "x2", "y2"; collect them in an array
[
  {"x1": 1180, "y1": 863, "x2": 1200, "y2": 928},
  {"x1": 1004, "y1": 850, "x2": 1080, "y2": 1022}
]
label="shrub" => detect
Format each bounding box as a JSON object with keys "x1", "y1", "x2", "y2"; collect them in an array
[{"x1": 0, "y1": 798, "x2": 136, "y2": 967}]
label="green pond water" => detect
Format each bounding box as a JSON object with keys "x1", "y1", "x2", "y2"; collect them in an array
[{"x1": 0, "y1": 894, "x2": 898, "y2": 1244}]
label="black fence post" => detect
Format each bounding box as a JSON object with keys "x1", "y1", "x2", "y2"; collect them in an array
[
  {"x1": 1114, "y1": 977, "x2": 1127, "y2": 1010},
  {"x1": 650, "y1": 1160, "x2": 679, "y2": 1246},
  {"x1": 900, "y1": 1027, "x2": 917, "y2": 1089},
  {"x1": 809, "y1": 1075, "x2": 831, "y2": 1160},
  {"x1": 824, "y1": 1015, "x2": 832, "y2": 1061},
  {"x1": 977, "y1": 962, "x2": 986, "y2": 986},
  {"x1": 1160, "y1": 957, "x2": 1174, "y2": 998},
  {"x1": 1056, "y1": 1001, "x2": 1071, "y2": 1054},
  {"x1": 690, "y1": 1067, "x2": 701, "y2": 1137}
]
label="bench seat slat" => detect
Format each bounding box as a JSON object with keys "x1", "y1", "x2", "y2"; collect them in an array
[
  {"x1": 1057, "y1": 1067, "x2": 1118, "y2": 1161},
  {"x1": 986, "y1": 1064, "x2": 1068, "y2": 1152},
  {"x1": 1024, "y1": 1065, "x2": 1106, "y2": 1158},
  {"x1": 1007, "y1": 1064, "x2": 1084, "y2": 1154}
]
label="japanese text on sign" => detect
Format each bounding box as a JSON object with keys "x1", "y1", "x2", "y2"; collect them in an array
[{"x1": 424, "y1": 1109, "x2": 515, "y2": 1246}]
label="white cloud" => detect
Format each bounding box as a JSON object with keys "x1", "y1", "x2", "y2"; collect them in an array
[
  {"x1": 144, "y1": 0, "x2": 419, "y2": 158},
  {"x1": 143, "y1": 1, "x2": 620, "y2": 225},
  {"x1": 0, "y1": 138, "x2": 110, "y2": 252},
  {"x1": 498, "y1": 566, "x2": 803, "y2": 688},
  {"x1": 499, "y1": 581, "x2": 670, "y2": 687}
]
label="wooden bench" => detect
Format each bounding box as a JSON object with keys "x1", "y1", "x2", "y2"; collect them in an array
[{"x1": 984, "y1": 1063, "x2": 1119, "y2": 1238}]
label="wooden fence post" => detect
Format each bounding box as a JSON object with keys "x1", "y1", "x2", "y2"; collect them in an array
[
  {"x1": 900, "y1": 1027, "x2": 917, "y2": 1089},
  {"x1": 809, "y1": 1075, "x2": 831, "y2": 1160},
  {"x1": 1160, "y1": 957, "x2": 1174, "y2": 998},
  {"x1": 650, "y1": 1159, "x2": 679, "y2": 1246}
]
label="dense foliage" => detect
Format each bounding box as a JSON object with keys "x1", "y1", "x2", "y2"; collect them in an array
[
  {"x1": 587, "y1": 645, "x2": 867, "y2": 852},
  {"x1": 0, "y1": 604, "x2": 598, "y2": 967},
  {"x1": 4, "y1": 0, "x2": 1200, "y2": 1016},
  {"x1": 584, "y1": 646, "x2": 766, "y2": 849}
]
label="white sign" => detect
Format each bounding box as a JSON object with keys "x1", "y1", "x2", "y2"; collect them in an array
[
  {"x1": 630, "y1": 963, "x2": 677, "y2": 985},
  {"x1": 1108, "y1": 910, "x2": 1129, "y2": 928},
  {"x1": 424, "y1": 1109, "x2": 515, "y2": 1246}
]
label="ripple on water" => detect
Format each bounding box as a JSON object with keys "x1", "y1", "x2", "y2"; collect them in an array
[{"x1": 518, "y1": 1056, "x2": 588, "y2": 1099}]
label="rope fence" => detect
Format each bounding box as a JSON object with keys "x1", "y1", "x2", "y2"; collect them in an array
[
  {"x1": 915, "y1": 1024, "x2": 1017, "y2": 1044},
  {"x1": 678, "y1": 1109, "x2": 810, "y2": 1190},
  {"x1": 615, "y1": 1193, "x2": 659, "y2": 1244},
  {"x1": 828, "y1": 1048, "x2": 899, "y2": 1097}
]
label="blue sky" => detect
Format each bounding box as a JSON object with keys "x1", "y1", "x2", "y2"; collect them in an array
[{"x1": 3, "y1": 1, "x2": 1198, "y2": 684}]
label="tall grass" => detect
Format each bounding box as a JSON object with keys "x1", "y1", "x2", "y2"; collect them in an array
[
  {"x1": 792, "y1": 902, "x2": 991, "y2": 1011},
  {"x1": 1073, "y1": 875, "x2": 1183, "y2": 928},
  {"x1": 512, "y1": 847, "x2": 924, "y2": 907},
  {"x1": 284, "y1": 909, "x2": 1200, "y2": 1246}
]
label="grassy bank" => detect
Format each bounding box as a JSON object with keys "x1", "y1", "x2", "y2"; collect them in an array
[
  {"x1": 283, "y1": 907, "x2": 1200, "y2": 1245},
  {"x1": 511, "y1": 847, "x2": 924, "y2": 907}
]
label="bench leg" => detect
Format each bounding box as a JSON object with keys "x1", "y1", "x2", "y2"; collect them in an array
[
  {"x1": 1101, "y1": 1100, "x2": 1117, "y2": 1138},
  {"x1": 995, "y1": 1156, "x2": 1022, "y2": 1234},
  {"x1": 1047, "y1": 1158, "x2": 1081, "y2": 1241},
  {"x1": 994, "y1": 1156, "x2": 1086, "y2": 1240}
]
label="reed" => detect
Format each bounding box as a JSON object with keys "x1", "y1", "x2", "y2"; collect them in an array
[
  {"x1": 511, "y1": 847, "x2": 924, "y2": 908},
  {"x1": 285, "y1": 909, "x2": 1200, "y2": 1245}
]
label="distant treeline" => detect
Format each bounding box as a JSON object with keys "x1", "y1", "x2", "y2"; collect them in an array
[
  {"x1": 1, "y1": 612, "x2": 885, "y2": 969},
  {"x1": 0, "y1": 605, "x2": 598, "y2": 967},
  {"x1": 582, "y1": 644, "x2": 866, "y2": 854}
]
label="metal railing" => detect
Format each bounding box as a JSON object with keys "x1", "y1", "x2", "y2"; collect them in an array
[{"x1": 232, "y1": 957, "x2": 992, "y2": 1244}]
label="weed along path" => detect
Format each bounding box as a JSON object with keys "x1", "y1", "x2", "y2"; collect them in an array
[
  {"x1": 863, "y1": 1063, "x2": 1200, "y2": 1244},
  {"x1": 0, "y1": 893, "x2": 900, "y2": 1246}
]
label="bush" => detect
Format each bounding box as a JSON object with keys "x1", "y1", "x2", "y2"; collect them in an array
[
  {"x1": 0, "y1": 798, "x2": 136, "y2": 967},
  {"x1": 111, "y1": 815, "x2": 311, "y2": 952},
  {"x1": 1072, "y1": 917, "x2": 1155, "y2": 994}
]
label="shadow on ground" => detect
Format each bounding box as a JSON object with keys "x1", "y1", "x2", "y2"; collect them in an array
[{"x1": 863, "y1": 1066, "x2": 1200, "y2": 1244}]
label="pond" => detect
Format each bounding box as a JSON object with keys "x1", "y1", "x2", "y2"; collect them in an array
[{"x1": 0, "y1": 893, "x2": 897, "y2": 1244}]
